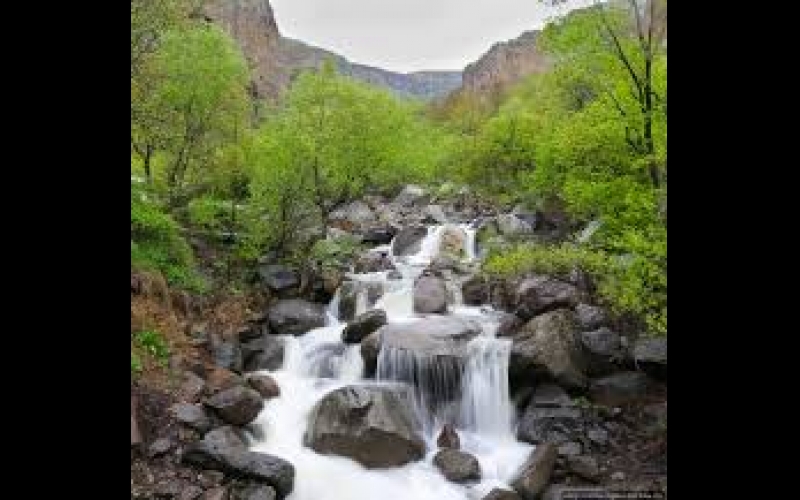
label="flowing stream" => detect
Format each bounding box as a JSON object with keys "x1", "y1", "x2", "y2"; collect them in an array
[{"x1": 249, "y1": 223, "x2": 532, "y2": 500}]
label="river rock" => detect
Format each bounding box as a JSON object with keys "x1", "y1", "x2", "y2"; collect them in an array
[
  {"x1": 183, "y1": 444, "x2": 294, "y2": 499},
  {"x1": 462, "y1": 275, "x2": 488, "y2": 305},
  {"x1": 498, "y1": 213, "x2": 534, "y2": 237},
  {"x1": 391, "y1": 225, "x2": 428, "y2": 257},
  {"x1": 211, "y1": 338, "x2": 244, "y2": 374},
  {"x1": 360, "y1": 332, "x2": 382, "y2": 377},
  {"x1": 242, "y1": 335, "x2": 285, "y2": 372},
  {"x1": 205, "y1": 367, "x2": 246, "y2": 395},
  {"x1": 507, "y1": 309, "x2": 587, "y2": 390},
  {"x1": 589, "y1": 372, "x2": 655, "y2": 406},
  {"x1": 205, "y1": 386, "x2": 264, "y2": 426},
  {"x1": 337, "y1": 281, "x2": 384, "y2": 321},
  {"x1": 580, "y1": 327, "x2": 624, "y2": 376},
  {"x1": 433, "y1": 449, "x2": 481, "y2": 482},
  {"x1": 483, "y1": 488, "x2": 522, "y2": 500},
  {"x1": 514, "y1": 276, "x2": 580, "y2": 321},
  {"x1": 258, "y1": 265, "x2": 300, "y2": 297},
  {"x1": 231, "y1": 484, "x2": 276, "y2": 500},
  {"x1": 575, "y1": 304, "x2": 609, "y2": 330},
  {"x1": 361, "y1": 226, "x2": 397, "y2": 245},
  {"x1": 437, "y1": 423, "x2": 460, "y2": 449},
  {"x1": 517, "y1": 405, "x2": 583, "y2": 445},
  {"x1": 633, "y1": 337, "x2": 667, "y2": 380},
  {"x1": 247, "y1": 374, "x2": 281, "y2": 400},
  {"x1": 200, "y1": 488, "x2": 228, "y2": 500},
  {"x1": 511, "y1": 442, "x2": 557, "y2": 500},
  {"x1": 303, "y1": 385, "x2": 425, "y2": 468},
  {"x1": 438, "y1": 225, "x2": 468, "y2": 258},
  {"x1": 413, "y1": 275, "x2": 448, "y2": 313},
  {"x1": 178, "y1": 371, "x2": 207, "y2": 403},
  {"x1": 354, "y1": 251, "x2": 395, "y2": 273},
  {"x1": 268, "y1": 299, "x2": 326, "y2": 336},
  {"x1": 424, "y1": 204, "x2": 448, "y2": 224},
  {"x1": 171, "y1": 403, "x2": 213, "y2": 433},
  {"x1": 342, "y1": 309, "x2": 388, "y2": 344}
]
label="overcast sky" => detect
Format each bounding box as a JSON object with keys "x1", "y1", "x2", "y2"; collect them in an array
[{"x1": 270, "y1": 0, "x2": 596, "y2": 73}]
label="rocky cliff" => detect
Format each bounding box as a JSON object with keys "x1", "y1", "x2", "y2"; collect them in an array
[
  {"x1": 204, "y1": 0, "x2": 461, "y2": 101},
  {"x1": 460, "y1": 30, "x2": 551, "y2": 97}
]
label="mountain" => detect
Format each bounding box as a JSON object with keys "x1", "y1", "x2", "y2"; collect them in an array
[
  {"x1": 203, "y1": 0, "x2": 461, "y2": 101},
  {"x1": 459, "y1": 30, "x2": 550, "y2": 97}
]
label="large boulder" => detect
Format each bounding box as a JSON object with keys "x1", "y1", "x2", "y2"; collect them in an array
[
  {"x1": 589, "y1": 372, "x2": 655, "y2": 406},
  {"x1": 242, "y1": 335, "x2": 285, "y2": 372},
  {"x1": 258, "y1": 265, "x2": 300, "y2": 297},
  {"x1": 183, "y1": 435, "x2": 294, "y2": 499},
  {"x1": 361, "y1": 227, "x2": 397, "y2": 245},
  {"x1": 303, "y1": 385, "x2": 425, "y2": 468},
  {"x1": 504, "y1": 309, "x2": 587, "y2": 390},
  {"x1": 514, "y1": 276, "x2": 580, "y2": 321},
  {"x1": 633, "y1": 337, "x2": 667, "y2": 380},
  {"x1": 517, "y1": 405, "x2": 582, "y2": 445},
  {"x1": 268, "y1": 299, "x2": 327, "y2": 336},
  {"x1": 413, "y1": 275, "x2": 448, "y2": 314},
  {"x1": 433, "y1": 449, "x2": 481, "y2": 483},
  {"x1": 342, "y1": 309, "x2": 387, "y2": 344},
  {"x1": 205, "y1": 386, "x2": 264, "y2": 426},
  {"x1": 511, "y1": 443, "x2": 557, "y2": 500},
  {"x1": 391, "y1": 225, "x2": 428, "y2": 257}
]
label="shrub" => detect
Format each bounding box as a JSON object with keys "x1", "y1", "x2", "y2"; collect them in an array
[{"x1": 133, "y1": 329, "x2": 171, "y2": 365}]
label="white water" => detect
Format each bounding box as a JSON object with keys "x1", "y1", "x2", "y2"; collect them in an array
[{"x1": 249, "y1": 224, "x2": 532, "y2": 500}]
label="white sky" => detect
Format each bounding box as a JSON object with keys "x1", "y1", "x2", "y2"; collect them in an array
[{"x1": 270, "y1": 0, "x2": 597, "y2": 73}]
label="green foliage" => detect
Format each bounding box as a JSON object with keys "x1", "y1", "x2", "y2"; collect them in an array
[
  {"x1": 485, "y1": 240, "x2": 666, "y2": 335},
  {"x1": 244, "y1": 62, "x2": 451, "y2": 255},
  {"x1": 187, "y1": 195, "x2": 230, "y2": 231},
  {"x1": 131, "y1": 185, "x2": 207, "y2": 291},
  {"x1": 134, "y1": 329, "x2": 171, "y2": 364},
  {"x1": 306, "y1": 235, "x2": 364, "y2": 272}
]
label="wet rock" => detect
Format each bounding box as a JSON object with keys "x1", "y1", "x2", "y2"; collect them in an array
[
  {"x1": 337, "y1": 281, "x2": 384, "y2": 321},
  {"x1": 557, "y1": 441, "x2": 582, "y2": 457},
  {"x1": 303, "y1": 385, "x2": 425, "y2": 468},
  {"x1": 433, "y1": 448, "x2": 481, "y2": 482},
  {"x1": 354, "y1": 251, "x2": 395, "y2": 273},
  {"x1": 205, "y1": 386, "x2": 264, "y2": 426},
  {"x1": 517, "y1": 406, "x2": 582, "y2": 445},
  {"x1": 511, "y1": 442, "x2": 557, "y2": 500},
  {"x1": 241, "y1": 335, "x2": 285, "y2": 372},
  {"x1": 482, "y1": 488, "x2": 522, "y2": 500},
  {"x1": 413, "y1": 275, "x2": 448, "y2": 313},
  {"x1": 360, "y1": 332, "x2": 382, "y2": 377},
  {"x1": 438, "y1": 225, "x2": 468, "y2": 258},
  {"x1": 587, "y1": 427, "x2": 609, "y2": 447},
  {"x1": 171, "y1": 403, "x2": 213, "y2": 433},
  {"x1": 268, "y1": 299, "x2": 327, "y2": 336},
  {"x1": 391, "y1": 225, "x2": 428, "y2": 257},
  {"x1": 575, "y1": 304, "x2": 609, "y2": 330},
  {"x1": 496, "y1": 312, "x2": 523, "y2": 337},
  {"x1": 508, "y1": 309, "x2": 587, "y2": 390},
  {"x1": 514, "y1": 276, "x2": 580, "y2": 321},
  {"x1": 342, "y1": 309, "x2": 387, "y2": 344},
  {"x1": 589, "y1": 372, "x2": 655, "y2": 406},
  {"x1": 437, "y1": 424, "x2": 460, "y2": 449},
  {"x1": 258, "y1": 265, "x2": 300, "y2": 297},
  {"x1": 205, "y1": 367, "x2": 246, "y2": 396},
  {"x1": 361, "y1": 227, "x2": 396, "y2": 245},
  {"x1": 247, "y1": 374, "x2": 281, "y2": 400},
  {"x1": 424, "y1": 204, "x2": 448, "y2": 224},
  {"x1": 567, "y1": 455, "x2": 601, "y2": 482}
]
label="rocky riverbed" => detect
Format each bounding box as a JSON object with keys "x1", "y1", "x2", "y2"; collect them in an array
[{"x1": 132, "y1": 185, "x2": 666, "y2": 500}]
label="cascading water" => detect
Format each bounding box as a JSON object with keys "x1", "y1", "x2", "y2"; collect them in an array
[{"x1": 249, "y1": 223, "x2": 532, "y2": 500}]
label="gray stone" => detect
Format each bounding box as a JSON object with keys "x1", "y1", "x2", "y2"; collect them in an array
[
  {"x1": 258, "y1": 265, "x2": 300, "y2": 296},
  {"x1": 303, "y1": 385, "x2": 425, "y2": 468},
  {"x1": 391, "y1": 225, "x2": 428, "y2": 257},
  {"x1": 515, "y1": 276, "x2": 580, "y2": 320},
  {"x1": 205, "y1": 386, "x2": 264, "y2": 426},
  {"x1": 268, "y1": 299, "x2": 327, "y2": 336},
  {"x1": 433, "y1": 448, "x2": 481, "y2": 482},
  {"x1": 171, "y1": 403, "x2": 213, "y2": 433},
  {"x1": 342, "y1": 309, "x2": 387, "y2": 344},
  {"x1": 413, "y1": 275, "x2": 448, "y2": 313},
  {"x1": 247, "y1": 374, "x2": 281, "y2": 400},
  {"x1": 511, "y1": 443, "x2": 557, "y2": 500},
  {"x1": 575, "y1": 304, "x2": 609, "y2": 330},
  {"x1": 589, "y1": 372, "x2": 655, "y2": 406}
]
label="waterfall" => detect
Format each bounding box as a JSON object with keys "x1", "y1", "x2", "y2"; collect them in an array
[{"x1": 248, "y1": 222, "x2": 532, "y2": 500}]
